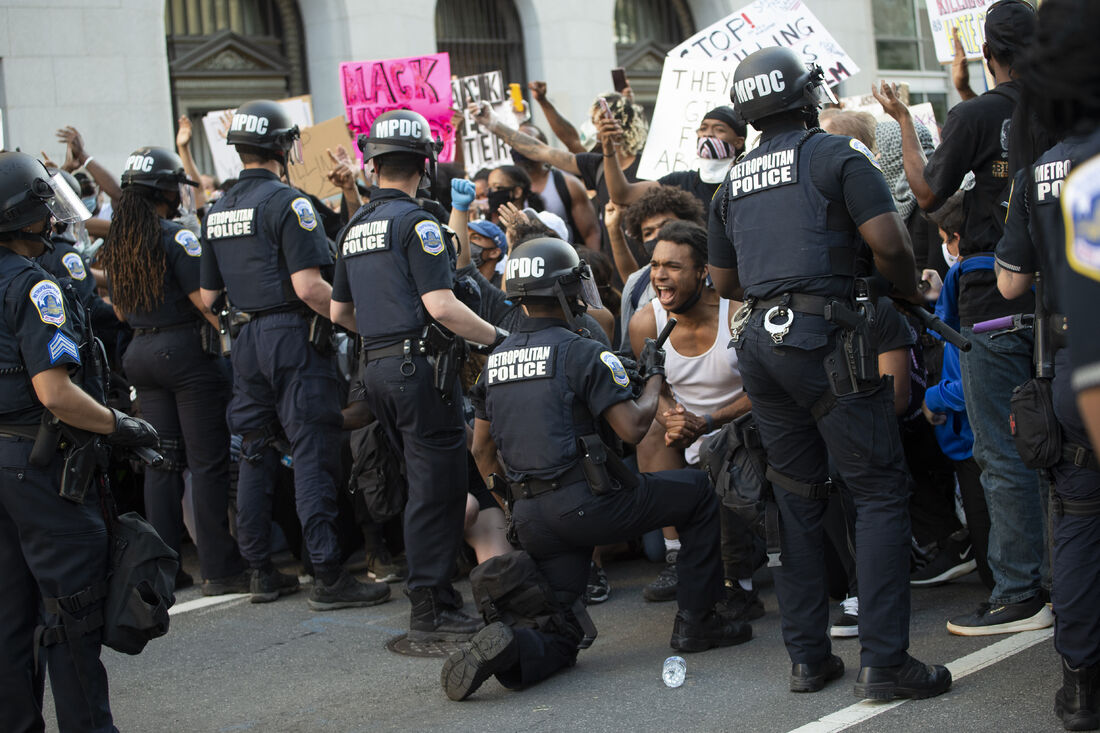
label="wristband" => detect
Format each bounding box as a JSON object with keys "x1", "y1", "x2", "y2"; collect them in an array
[
  {"x1": 81, "y1": 156, "x2": 94, "y2": 168},
  {"x1": 704, "y1": 414, "x2": 715, "y2": 432}
]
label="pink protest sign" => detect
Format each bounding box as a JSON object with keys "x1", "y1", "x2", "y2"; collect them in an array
[{"x1": 340, "y1": 53, "x2": 456, "y2": 163}]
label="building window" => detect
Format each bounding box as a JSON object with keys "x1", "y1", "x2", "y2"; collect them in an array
[
  {"x1": 436, "y1": 0, "x2": 527, "y2": 85},
  {"x1": 873, "y1": 0, "x2": 939, "y2": 72},
  {"x1": 614, "y1": 0, "x2": 694, "y2": 105}
]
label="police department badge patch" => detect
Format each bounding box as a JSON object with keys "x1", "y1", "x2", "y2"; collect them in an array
[
  {"x1": 175, "y1": 229, "x2": 202, "y2": 257},
  {"x1": 292, "y1": 197, "x2": 318, "y2": 231},
  {"x1": 61, "y1": 252, "x2": 87, "y2": 280},
  {"x1": 416, "y1": 220, "x2": 445, "y2": 256},
  {"x1": 600, "y1": 350, "x2": 630, "y2": 388},
  {"x1": 849, "y1": 138, "x2": 881, "y2": 171},
  {"x1": 48, "y1": 331, "x2": 80, "y2": 365},
  {"x1": 30, "y1": 280, "x2": 66, "y2": 326},
  {"x1": 1064, "y1": 156, "x2": 1100, "y2": 282}
]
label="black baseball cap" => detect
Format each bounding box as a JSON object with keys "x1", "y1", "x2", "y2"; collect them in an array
[{"x1": 985, "y1": 0, "x2": 1036, "y2": 58}]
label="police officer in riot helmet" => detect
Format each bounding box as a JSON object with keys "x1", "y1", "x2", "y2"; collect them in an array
[
  {"x1": 200, "y1": 100, "x2": 391, "y2": 609},
  {"x1": 0, "y1": 151, "x2": 159, "y2": 731},
  {"x1": 709, "y1": 47, "x2": 952, "y2": 698},
  {"x1": 99, "y1": 146, "x2": 248, "y2": 595},
  {"x1": 442, "y1": 236, "x2": 748, "y2": 701},
  {"x1": 331, "y1": 108, "x2": 504, "y2": 641}
]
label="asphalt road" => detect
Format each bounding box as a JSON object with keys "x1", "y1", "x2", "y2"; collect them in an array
[{"x1": 46, "y1": 553, "x2": 1065, "y2": 733}]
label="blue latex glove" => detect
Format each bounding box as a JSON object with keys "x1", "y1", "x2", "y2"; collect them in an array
[{"x1": 451, "y1": 178, "x2": 476, "y2": 212}]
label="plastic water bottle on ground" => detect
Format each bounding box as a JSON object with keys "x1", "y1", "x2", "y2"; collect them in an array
[{"x1": 663, "y1": 655, "x2": 686, "y2": 687}]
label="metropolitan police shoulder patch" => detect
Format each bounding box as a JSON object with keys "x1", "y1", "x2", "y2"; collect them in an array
[
  {"x1": 61, "y1": 251, "x2": 87, "y2": 280},
  {"x1": 174, "y1": 229, "x2": 202, "y2": 257},
  {"x1": 30, "y1": 280, "x2": 66, "y2": 326},
  {"x1": 600, "y1": 350, "x2": 630, "y2": 388},
  {"x1": 849, "y1": 138, "x2": 881, "y2": 171},
  {"x1": 291, "y1": 197, "x2": 318, "y2": 231},
  {"x1": 1064, "y1": 155, "x2": 1100, "y2": 282},
  {"x1": 415, "y1": 220, "x2": 445, "y2": 256}
]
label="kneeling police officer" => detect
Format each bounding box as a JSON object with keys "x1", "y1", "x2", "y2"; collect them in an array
[
  {"x1": 442, "y1": 236, "x2": 748, "y2": 701},
  {"x1": 708, "y1": 47, "x2": 950, "y2": 698},
  {"x1": 0, "y1": 152, "x2": 158, "y2": 732}
]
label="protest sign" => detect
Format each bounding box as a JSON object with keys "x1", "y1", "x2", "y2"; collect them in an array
[
  {"x1": 286, "y1": 116, "x2": 356, "y2": 201},
  {"x1": 669, "y1": 0, "x2": 859, "y2": 85},
  {"x1": 636, "y1": 58, "x2": 736, "y2": 181},
  {"x1": 450, "y1": 70, "x2": 518, "y2": 176},
  {"x1": 340, "y1": 53, "x2": 456, "y2": 164},
  {"x1": 201, "y1": 95, "x2": 314, "y2": 184},
  {"x1": 926, "y1": 0, "x2": 995, "y2": 64},
  {"x1": 838, "y1": 87, "x2": 941, "y2": 147}
]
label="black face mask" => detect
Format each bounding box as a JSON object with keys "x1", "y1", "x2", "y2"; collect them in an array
[
  {"x1": 487, "y1": 188, "x2": 513, "y2": 217},
  {"x1": 510, "y1": 149, "x2": 531, "y2": 166},
  {"x1": 643, "y1": 237, "x2": 659, "y2": 257}
]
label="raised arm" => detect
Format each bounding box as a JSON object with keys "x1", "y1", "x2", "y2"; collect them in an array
[
  {"x1": 470, "y1": 102, "x2": 581, "y2": 176},
  {"x1": 529, "y1": 81, "x2": 587, "y2": 155},
  {"x1": 176, "y1": 116, "x2": 208, "y2": 210},
  {"x1": 871, "y1": 82, "x2": 938, "y2": 211},
  {"x1": 57, "y1": 127, "x2": 123, "y2": 205}
]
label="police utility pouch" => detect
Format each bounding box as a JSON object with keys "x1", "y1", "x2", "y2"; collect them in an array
[
  {"x1": 1010, "y1": 378, "x2": 1062, "y2": 469},
  {"x1": 308, "y1": 314, "x2": 335, "y2": 356},
  {"x1": 578, "y1": 434, "x2": 613, "y2": 495},
  {"x1": 700, "y1": 413, "x2": 773, "y2": 541},
  {"x1": 101, "y1": 511, "x2": 178, "y2": 654},
  {"x1": 423, "y1": 321, "x2": 467, "y2": 402}
]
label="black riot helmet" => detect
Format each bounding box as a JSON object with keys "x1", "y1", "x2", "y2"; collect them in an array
[
  {"x1": 226, "y1": 99, "x2": 302, "y2": 161},
  {"x1": 120, "y1": 146, "x2": 197, "y2": 191},
  {"x1": 730, "y1": 47, "x2": 837, "y2": 126},
  {"x1": 505, "y1": 236, "x2": 603, "y2": 331},
  {"x1": 0, "y1": 151, "x2": 90, "y2": 238},
  {"x1": 358, "y1": 109, "x2": 441, "y2": 163}
]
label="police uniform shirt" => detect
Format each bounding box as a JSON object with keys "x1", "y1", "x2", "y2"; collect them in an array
[
  {"x1": 0, "y1": 250, "x2": 83, "y2": 424},
  {"x1": 1057, "y1": 133, "x2": 1100, "y2": 394},
  {"x1": 473, "y1": 319, "x2": 632, "y2": 481},
  {"x1": 200, "y1": 169, "x2": 331, "y2": 312},
  {"x1": 332, "y1": 188, "x2": 454, "y2": 349},
  {"x1": 707, "y1": 125, "x2": 895, "y2": 299},
  {"x1": 38, "y1": 237, "x2": 94, "y2": 303},
  {"x1": 123, "y1": 219, "x2": 204, "y2": 329}
]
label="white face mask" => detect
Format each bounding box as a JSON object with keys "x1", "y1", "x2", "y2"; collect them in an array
[
  {"x1": 698, "y1": 157, "x2": 733, "y2": 184},
  {"x1": 942, "y1": 241, "x2": 959, "y2": 268}
]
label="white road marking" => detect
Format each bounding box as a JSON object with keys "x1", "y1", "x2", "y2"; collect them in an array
[
  {"x1": 787, "y1": 628, "x2": 1054, "y2": 733},
  {"x1": 169, "y1": 594, "x2": 248, "y2": 616}
]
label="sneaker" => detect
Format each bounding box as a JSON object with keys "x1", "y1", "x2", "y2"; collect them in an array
[
  {"x1": 367, "y1": 550, "x2": 408, "y2": 584},
  {"x1": 201, "y1": 570, "x2": 251, "y2": 597},
  {"x1": 308, "y1": 570, "x2": 391, "y2": 611},
  {"x1": 670, "y1": 607, "x2": 752, "y2": 653},
  {"x1": 408, "y1": 587, "x2": 483, "y2": 642},
  {"x1": 249, "y1": 566, "x2": 300, "y2": 603},
  {"x1": 718, "y1": 581, "x2": 765, "y2": 622},
  {"x1": 946, "y1": 595, "x2": 1054, "y2": 636},
  {"x1": 853, "y1": 653, "x2": 952, "y2": 700},
  {"x1": 911, "y1": 529, "x2": 977, "y2": 587},
  {"x1": 441, "y1": 622, "x2": 519, "y2": 701},
  {"x1": 585, "y1": 562, "x2": 610, "y2": 605},
  {"x1": 830, "y1": 596, "x2": 859, "y2": 638},
  {"x1": 791, "y1": 654, "x2": 845, "y2": 693},
  {"x1": 643, "y1": 551, "x2": 678, "y2": 602}
]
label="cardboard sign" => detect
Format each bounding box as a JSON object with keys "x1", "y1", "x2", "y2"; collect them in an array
[
  {"x1": 340, "y1": 53, "x2": 456, "y2": 164},
  {"x1": 669, "y1": 0, "x2": 859, "y2": 85},
  {"x1": 636, "y1": 58, "x2": 737, "y2": 181},
  {"x1": 926, "y1": 0, "x2": 996, "y2": 64},
  {"x1": 450, "y1": 70, "x2": 519, "y2": 176},
  {"x1": 286, "y1": 116, "x2": 356, "y2": 201},
  {"x1": 201, "y1": 95, "x2": 314, "y2": 184}
]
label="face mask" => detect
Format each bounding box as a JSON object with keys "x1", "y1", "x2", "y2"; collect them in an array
[
  {"x1": 82, "y1": 196, "x2": 97, "y2": 214},
  {"x1": 643, "y1": 237, "x2": 659, "y2": 257},
  {"x1": 487, "y1": 188, "x2": 513, "y2": 217},
  {"x1": 697, "y1": 158, "x2": 733, "y2": 184},
  {"x1": 510, "y1": 149, "x2": 531, "y2": 166},
  {"x1": 469, "y1": 242, "x2": 486, "y2": 268},
  {"x1": 697, "y1": 136, "x2": 734, "y2": 160},
  {"x1": 942, "y1": 241, "x2": 959, "y2": 268}
]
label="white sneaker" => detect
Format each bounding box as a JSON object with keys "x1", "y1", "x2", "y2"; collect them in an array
[{"x1": 830, "y1": 596, "x2": 859, "y2": 638}]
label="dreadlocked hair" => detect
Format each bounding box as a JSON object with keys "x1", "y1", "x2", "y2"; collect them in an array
[
  {"x1": 100, "y1": 186, "x2": 166, "y2": 314},
  {"x1": 1021, "y1": 0, "x2": 1100, "y2": 137}
]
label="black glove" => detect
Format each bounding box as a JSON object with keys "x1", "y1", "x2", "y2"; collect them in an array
[
  {"x1": 105, "y1": 408, "x2": 160, "y2": 448},
  {"x1": 637, "y1": 337, "x2": 666, "y2": 382},
  {"x1": 490, "y1": 326, "x2": 509, "y2": 350}
]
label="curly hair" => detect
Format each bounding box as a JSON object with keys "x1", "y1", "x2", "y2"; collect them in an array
[
  {"x1": 622, "y1": 185, "x2": 706, "y2": 242},
  {"x1": 589, "y1": 92, "x2": 649, "y2": 155},
  {"x1": 98, "y1": 187, "x2": 165, "y2": 314}
]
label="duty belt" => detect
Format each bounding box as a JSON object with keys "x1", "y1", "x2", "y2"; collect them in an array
[
  {"x1": 511, "y1": 463, "x2": 589, "y2": 500},
  {"x1": 133, "y1": 322, "x2": 197, "y2": 337},
  {"x1": 364, "y1": 338, "x2": 429, "y2": 363},
  {"x1": 241, "y1": 303, "x2": 311, "y2": 320},
  {"x1": 731, "y1": 292, "x2": 833, "y2": 344},
  {"x1": 0, "y1": 423, "x2": 39, "y2": 441}
]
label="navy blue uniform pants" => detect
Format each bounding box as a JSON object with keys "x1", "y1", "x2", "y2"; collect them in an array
[
  {"x1": 362, "y1": 354, "x2": 466, "y2": 594},
  {"x1": 737, "y1": 328, "x2": 911, "y2": 668},
  {"x1": 228, "y1": 314, "x2": 343, "y2": 570},
  {"x1": 0, "y1": 437, "x2": 115, "y2": 733},
  {"x1": 1051, "y1": 349, "x2": 1100, "y2": 669},
  {"x1": 500, "y1": 469, "x2": 723, "y2": 687},
  {"x1": 124, "y1": 328, "x2": 243, "y2": 580}
]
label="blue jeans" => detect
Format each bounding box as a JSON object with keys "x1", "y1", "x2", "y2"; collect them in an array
[{"x1": 960, "y1": 327, "x2": 1048, "y2": 605}]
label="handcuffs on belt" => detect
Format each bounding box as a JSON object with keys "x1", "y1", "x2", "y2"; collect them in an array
[{"x1": 730, "y1": 297, "x2": 796, "y2": 345}]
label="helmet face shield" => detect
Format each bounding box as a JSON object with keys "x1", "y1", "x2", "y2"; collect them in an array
[
  {"x1": 577, "y1": 262, "x2": 604, "y2": 311},
  {"x1": 288, "y1": 128, "x2": 304, "y2": 165},
  {"x1": 46, "y1": 172, "x2": 91, "y2": 224},
  {"x1": 178, "y1": 182, "x2": 197, "y2": 217},
  {"x1": 807, "y1": 65, "x2": 838, "y2": 108}
]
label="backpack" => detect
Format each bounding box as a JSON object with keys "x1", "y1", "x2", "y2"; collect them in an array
[
  {"x1": 699, "y1": 412, "x2": 772, "y2": 538},
  {"x1": 348, "y1": 420, "x2": 407, "y2": 522}
]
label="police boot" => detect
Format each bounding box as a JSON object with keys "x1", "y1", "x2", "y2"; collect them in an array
[
  {"x1": 407, "y1": 587, "x2": 483, "y2": 642},
  {"x1": 669, "y1": 607, "x2": 752, "y2": 653},
  {"x1": 440, "y1": 622, "x2": 519, "y2": 701},
  {"x1": 1056, "y1": 657, "x2": 1100, "y2": 731}
]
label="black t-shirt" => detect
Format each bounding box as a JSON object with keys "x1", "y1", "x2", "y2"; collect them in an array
[
  {"x1": 658, "y1": 171, "x2": 720, "y2": 218},
  {"x1": 575, "y1": 153, "x2": 645, "y2": 277}
]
